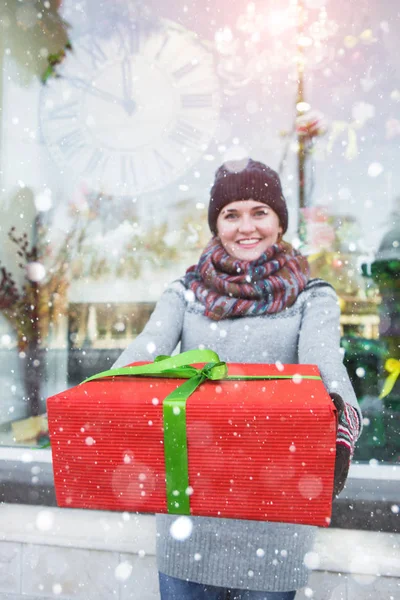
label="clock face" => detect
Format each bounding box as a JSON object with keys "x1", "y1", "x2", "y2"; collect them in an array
[{"x1": 39, "y1": 20, "x2": 221, "y2": 197}]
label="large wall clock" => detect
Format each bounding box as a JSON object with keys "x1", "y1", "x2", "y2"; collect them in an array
[{"x1": 39, "y1": 19, "x2": 221, "y2": 197}]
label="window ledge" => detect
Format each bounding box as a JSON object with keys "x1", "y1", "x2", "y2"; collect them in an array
[
  {"x1": 0, "y1": 503, "x2": 156, "y2": 554},
  {"x1": 0, "y1": 503, "x2": 399, "y2": 578}
]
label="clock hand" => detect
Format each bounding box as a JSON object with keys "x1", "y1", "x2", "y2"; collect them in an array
[
  {"x1": 121, "y1": 58, "x2": 136, "y2": 115},
  {"x1": 66, "y1": 77, "x2": 126, "y2": 107},
  {"x1": 121, "y1": 58, "x2": 132, "y2": 101}
]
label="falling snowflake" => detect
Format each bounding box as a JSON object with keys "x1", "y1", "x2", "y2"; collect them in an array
[
  {"x1": 146, "y1": 342, "x2": 156, "y2": 354},
  {"x1": 26, "y1": 262, "x2": 46, "y2": 282},
  {"x1": 34, "y1": 188, "x2": 53, "y2": 212},
  {"x1": 303, "y1": 551, "x2": 320, "y2": 570},
  {"x1": 169, "y1": 516, "x2": 193, "y2": 541},
  {"x1": 352, "y1": 102, "x2": 375, "y2": 125},
  {"x1": 368, "y1": 163, "x2": 384, "y2": 177},
  {"x1": 114, "y1": 561, "x2": 133, "y2": 581},
  {"x1": 36, "y1": 510, "x2": 55, "y2": 532},
  {"x1": 184, "y1": 289, "x2": 195, "y2": 302}
]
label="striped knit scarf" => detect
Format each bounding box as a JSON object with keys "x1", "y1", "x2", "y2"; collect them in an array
[{"x1": 185, "y1": 237, "x2": 310, "y2": 321}]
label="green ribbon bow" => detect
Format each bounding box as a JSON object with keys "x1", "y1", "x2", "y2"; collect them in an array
[
  {"x1": 379, "y1": 358, "x2": 400, "y2": 399},
  {"x1": 82, "y1": 349, "x2": 321, "y2": 515}
]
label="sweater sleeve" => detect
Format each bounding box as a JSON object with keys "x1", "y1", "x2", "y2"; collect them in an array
[
  {"x1": 298, "y1": 281, "x2": 362, "y2": 450},
  {"x1": 111, "y1": 280, "x2": 187, "y2": 369}
]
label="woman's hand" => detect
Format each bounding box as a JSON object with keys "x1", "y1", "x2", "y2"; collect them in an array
[
  {"x1": 332, "y1": 445, "x2": 351, "y2": 497},
  {"x1": 330, "y1": 393, "x2": 351, "y2": 498}
]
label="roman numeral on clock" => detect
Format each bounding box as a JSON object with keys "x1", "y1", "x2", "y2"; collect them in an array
[
  {"x1": 83, "y1": 149, "x2": 109, "y2": 176},
  {"x1": 117, "y1": 22, "x2": 141, "y2": 56},
  {"x1": 154, "y1": 32, "x2": 170, "y2": 61},
  {"x1": 120, "y1": 155, "x2": 137, "y2": 187},
  {"x1": 47, "y1": 101, "x2": 80, "y2": 121},
  {"x1": 172, "y1": 61, "x2": 199, "y2": 81},
  {"x1": 168, "y1": 121, "x2": 203, "y2": 148},
  {"x1": 181, "y1": 93, "x2": 214, "y2": 109},
  {"x1": 57, "y1": 129, "x2": 86, "y2": 160},
  {"x1": 152, "y1": 149, "x2": 173, "y2": 174},
  {"x1": 77, "y1": 37, "x2": 108, "y2": 69}
]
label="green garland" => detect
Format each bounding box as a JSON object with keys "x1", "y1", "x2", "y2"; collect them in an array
[{"x1": 41, "y1": 40, "x2": 72, "y2": 84}]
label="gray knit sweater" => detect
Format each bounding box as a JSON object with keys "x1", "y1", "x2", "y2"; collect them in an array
[{"x1": 112, "y1": 277, "x2": 362, "y2": 592}]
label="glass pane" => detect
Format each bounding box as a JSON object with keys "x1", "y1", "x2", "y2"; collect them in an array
[
  {"x1": 67, "y1": 302, "x2": 155, "y2": 387},
  {"x1": 0, "y1": 0, "x2": 399, "y2": 467}
]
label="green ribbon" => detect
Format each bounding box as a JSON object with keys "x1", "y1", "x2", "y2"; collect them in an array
[{"x1": 82, "y1": 349, "x2": 322, "y2": 515}]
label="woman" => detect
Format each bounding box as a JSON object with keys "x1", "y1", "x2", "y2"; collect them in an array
[{"x1": 113, "y1": 159, "x2": 361, "y2": 600}]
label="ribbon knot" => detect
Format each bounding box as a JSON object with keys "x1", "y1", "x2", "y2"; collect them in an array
[{"x1": 201, "y1": 361, "x2": 228, "y2": 381}]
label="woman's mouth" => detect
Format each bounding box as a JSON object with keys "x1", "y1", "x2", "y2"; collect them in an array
[{"x1": 236, "y1": 238, "x2": 262, "y2": 248}]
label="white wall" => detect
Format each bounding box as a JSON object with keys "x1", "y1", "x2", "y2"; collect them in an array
[{"x1": 0, "y1": 504, "x2": 399, "y2": 600}]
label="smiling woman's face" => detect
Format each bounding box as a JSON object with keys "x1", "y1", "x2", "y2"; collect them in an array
[{"x1": 216, "y1": 199, "x2": 283, "y2": 261}]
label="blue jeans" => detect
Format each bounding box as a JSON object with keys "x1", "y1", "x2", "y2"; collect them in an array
[{"x1": 159, "y1": 573, "x2": 296, "y2": 600}]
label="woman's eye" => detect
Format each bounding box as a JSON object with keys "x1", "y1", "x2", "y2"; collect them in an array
[
  {"x1": 225, "y1": 213, "x2": 237, "y2": 219},
  {"x1": 255, "y1": 210, "x2": 268, "y2": 217}
]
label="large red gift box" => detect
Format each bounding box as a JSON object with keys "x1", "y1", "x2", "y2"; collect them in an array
[{"x1": 47, "y1": 353, "x2": 337, "y2": 527}]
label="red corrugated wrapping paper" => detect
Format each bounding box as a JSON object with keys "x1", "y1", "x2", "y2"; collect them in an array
[{"x1": 47, "y1": 353, "x2": 337, "y2": 527}]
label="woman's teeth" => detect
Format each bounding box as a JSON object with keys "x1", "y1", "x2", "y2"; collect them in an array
[{"x1": 237, "y1": 239, "x2": 260, "y2": 245}]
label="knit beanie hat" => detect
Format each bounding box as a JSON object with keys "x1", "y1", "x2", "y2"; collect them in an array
[{"x1": 208, "y1": 158, "x2": 289, "y2": 236}]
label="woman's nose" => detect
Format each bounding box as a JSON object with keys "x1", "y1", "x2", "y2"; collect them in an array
[{"x1": 238, "y1": 216, "x2": 256, "y2": 233}]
